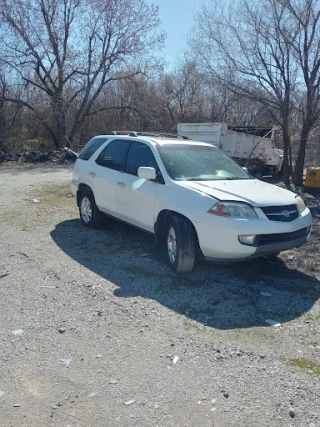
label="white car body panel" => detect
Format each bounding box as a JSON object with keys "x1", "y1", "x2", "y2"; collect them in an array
[
  {"x1": 116, "y1": 172, "x2": 160, "y2": 232},
  {"x1": 92, "y1": 165, "x2": 120, "y2": 215},
  {"x1": 180, "y1": 179, "x2": 297, "y2": 207},
  {"x1": 71, "y1": 158, "x2": 94, "y2": 197},
  {"x1": 155, "y1": 181, "x2": 217, "y2": 223}
]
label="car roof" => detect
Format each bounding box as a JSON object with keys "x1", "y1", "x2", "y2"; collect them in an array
[{"x1": 94, "y1": 134, "x2": 214, "y2": 148}]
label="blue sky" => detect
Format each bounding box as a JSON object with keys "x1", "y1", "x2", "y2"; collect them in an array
[{"x1": 146, "y1": 0, "x2": 202, "y2": 68}]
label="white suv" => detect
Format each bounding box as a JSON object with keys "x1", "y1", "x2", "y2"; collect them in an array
[{"x1": 71, "y1": 132, "x2": 312, "y2": 272}]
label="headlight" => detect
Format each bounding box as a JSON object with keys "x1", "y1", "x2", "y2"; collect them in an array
[
  {"x1": 208, "y1": 202, "x2": 258, "y2": 218},
  {"x1": 295, "y1": 196, "x2": 307, "y2": 214}
]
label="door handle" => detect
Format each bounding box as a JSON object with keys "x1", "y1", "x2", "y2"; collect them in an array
[
  {"x1": 117, "y1": 181, "x2": 126, "y2": 187},
  {"x1": 89, "y1": 172, "x2": 96, "y2": 177}
]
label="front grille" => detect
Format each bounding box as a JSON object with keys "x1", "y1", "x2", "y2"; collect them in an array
[
  {"x1": 255, "y1": 227, "x2": 309, "y2": 247},
  {"x1": 260, "y1": 204, "x2": 299, "y2": 222}
]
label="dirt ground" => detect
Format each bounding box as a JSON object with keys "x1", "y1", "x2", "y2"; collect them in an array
[{"x1": 0, "y1": 163, "x2": 319, "y2": 427}]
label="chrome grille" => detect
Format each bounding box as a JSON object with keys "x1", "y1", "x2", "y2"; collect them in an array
[{"x1": 260, "y1": 204, "x2": 299, "y2": 222}]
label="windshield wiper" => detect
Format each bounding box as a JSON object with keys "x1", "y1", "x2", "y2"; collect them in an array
[
  {"x1": 179, "y1": 176, "x2": 250, "y2": 181},
  {"x1": 223, "y1": 177, "x2": 249, "y2": 180}
]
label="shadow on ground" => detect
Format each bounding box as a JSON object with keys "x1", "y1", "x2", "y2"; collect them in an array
[{"x1": 51, "y1": 218, "x2": 320, "y2": 330}]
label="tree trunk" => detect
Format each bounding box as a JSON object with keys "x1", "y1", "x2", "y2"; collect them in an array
[
  {"x1": 68, "y1": 118, "x2": 82, "y2": 149},
  {"x1": 0, "y1": 102, "x2": 5, "y2": 152},
  {"x1": 0, "y1": 87, "x2": 5, "y2": 152},
  {"x1": 53, "y1": 96, "x2": 67, "y2": 150},
  {"x1": 282, "y1": 127, "x2": 291, "y2": 189},
  {"x1": 292, "y1": 125, "x2": 309, "y2": 187},
  {"x1": 288, "y1": 138, "x2": 293, "y2": 174}
]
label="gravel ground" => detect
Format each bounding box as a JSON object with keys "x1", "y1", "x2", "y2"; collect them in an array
[{"x1": 0, "y1": 164, "x2": 319, "y2": 427}]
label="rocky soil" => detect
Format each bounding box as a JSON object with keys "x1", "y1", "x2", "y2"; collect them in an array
[
  {"x1": 0, "y1": 163, "x2": 319, "y2": 427},
  {"x1": 0, "y1": 148, "x2": 77, "y2": 164}
]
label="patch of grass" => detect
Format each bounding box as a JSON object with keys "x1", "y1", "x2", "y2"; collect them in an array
[
  {"x1": 304, "y1": 313, "x2": 314, "y2": 321},
  {"x1": 183, "y1": 319, "x2": 206, "y2": 332},
  {"x1": 2, "y1": 181, "x2": 77, "y2": 230},
  {"x1": 286, "y1": 358, "x2": 320, "y2": 376},
  {"x1": 1, "y1": 212, "x2": 19, "y2": 225},
  {"x1": 179, "y1": 303, "x2": 215, "y2": 325},
  {"x1": 304, "y1": 312, "x2": 320, "y2": 321},
  {"x1": 29, "y1": 181, "x2": 77, "y2": 225},
  {"x1": 35, "y1": 182, "x2": 75, "y2": 207}
]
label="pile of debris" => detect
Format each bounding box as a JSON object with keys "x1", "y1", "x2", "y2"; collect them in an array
[
  {"x1": 303, "y1": 192, "x2": 320, "y2": 218},
  {"x1": 0, "y1": 148, "x2": 77, "y2": 164}
]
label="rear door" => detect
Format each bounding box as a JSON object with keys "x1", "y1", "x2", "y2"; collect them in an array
[
  {"x1": 116, "y1": 141, "x2": 164, "y2": 232},
  {"x1": 92, "y1": 139, "x2": 130, "y2": 214}
]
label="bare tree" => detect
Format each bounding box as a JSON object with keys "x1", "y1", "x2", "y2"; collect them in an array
[
  {"x1": 161, "y1": 60, "x2": 208, "y2": 126},
  {"x1": 0, "y1": 68, "x2": 23, "y2": 152},
  {"x1": 0, "y1": 74, "x2": 6, "y2": 151},
  {"x1": 0, "y1": 0, "x2": 164, "y2": 149},
  {"x1": 189, "y1": 0, "x2": 317, "y2": 187},
  {"x1": 280, "y1": 0, "x2": 320, "y2": 186}
]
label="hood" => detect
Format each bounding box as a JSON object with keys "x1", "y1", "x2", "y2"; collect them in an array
[{"x1": 180, "y1": 179, "x2": 297, "y2": 207}]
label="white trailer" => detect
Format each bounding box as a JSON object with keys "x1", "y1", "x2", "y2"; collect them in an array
[{"x1": 177, "y1": 122, "x2": 283, "y2": 175}]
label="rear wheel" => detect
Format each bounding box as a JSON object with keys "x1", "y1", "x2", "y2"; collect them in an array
[
  {"x1": 166, "y1": 215, "x2": 195, "y2": 273},
  {"x1": 79, "y1": 192, "x2": 103, "y2": 227}
]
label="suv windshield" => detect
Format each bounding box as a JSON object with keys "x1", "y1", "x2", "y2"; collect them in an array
[{"x1": 157, "y1": 144, "x2": 250, "y2": 181}]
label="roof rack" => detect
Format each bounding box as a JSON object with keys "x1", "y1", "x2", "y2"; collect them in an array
[{"x1": 107, "y1": 131, "x2": 189, "y2": 140}]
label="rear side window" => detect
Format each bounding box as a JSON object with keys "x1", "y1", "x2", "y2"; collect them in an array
[
  {"x1": 96, "y1": 139, "x2": 130, "y2": 171},
  {"x1": 78, "y1": 137, "x2": 108, "y2": 161},
  {"x1": 125, "y1": 141, "x2": 160, "y2": 176}
]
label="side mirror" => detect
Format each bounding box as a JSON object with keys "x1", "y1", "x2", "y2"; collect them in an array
[
  {"x1": 242, "y1": 167, "x2": 249, "y2": 173},
  {"x1": 138, "y1": 166, "x2": 156, "y2": 181}
]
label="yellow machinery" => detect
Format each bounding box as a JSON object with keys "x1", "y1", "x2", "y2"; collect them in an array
[{"x1": 305, "y1": 168, "x2": 320, "y2": 189}]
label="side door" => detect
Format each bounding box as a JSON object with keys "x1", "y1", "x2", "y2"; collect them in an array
[
  {"x1": 92, "y1": 139, "x2": 130, "y2": 215},
  {"x1": 116, "y1": 141, "x2": 164, "y2": 232}
]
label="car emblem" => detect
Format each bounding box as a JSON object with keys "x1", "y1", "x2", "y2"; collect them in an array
[{"x1": 283, "y1": 210, "x2": 290, "y2": 218}]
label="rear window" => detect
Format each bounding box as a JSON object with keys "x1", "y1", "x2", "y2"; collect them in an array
[
  {"x1": 78, "y1": 137, "x2": 108, "y2": 161},
  {"x1": 96, "y1": 139, "x2": 130, "y2": 171}
]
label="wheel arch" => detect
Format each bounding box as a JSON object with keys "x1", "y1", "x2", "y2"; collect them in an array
[
  {"x1": 77, "y1": 183, "x2": 93, "y2": 207},
  {"x1": 154, "y1": 209, "x2": 201, "y2": 253}
]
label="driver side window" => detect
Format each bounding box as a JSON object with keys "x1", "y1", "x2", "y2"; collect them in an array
[{"x1": 125, "y1": 141, "x2": 163, "y2": 182}]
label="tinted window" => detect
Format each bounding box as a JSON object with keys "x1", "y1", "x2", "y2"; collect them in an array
[
  {"x1": 125, "y1": 141, "x2": 160, "y2": 176},
  {"x1": 79, "y1": 137, "x2": 108, "y2": 161},
  {"x1": 96, "y1": 139, "x2": 129, "y2": 171}
]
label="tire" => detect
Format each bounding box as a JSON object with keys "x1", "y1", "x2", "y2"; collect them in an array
[
  {"x1": 166, "y1": 215, "x2": 196, "y2": 273},
  {"x1": 79, "y1": 191, "x2": 103, "y2": 227}
]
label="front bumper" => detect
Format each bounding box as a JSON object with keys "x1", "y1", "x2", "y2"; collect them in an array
[{"x1": 194, "y1": 208, "x2": 312, "y2": 260}]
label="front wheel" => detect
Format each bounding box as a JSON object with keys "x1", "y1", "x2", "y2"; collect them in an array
[
  {"x1": 166, "y1": 215, "x2": 196, "y2": 273},
  {"x1": 79, "y1": 192, "x2": 103, "y2": 227}
]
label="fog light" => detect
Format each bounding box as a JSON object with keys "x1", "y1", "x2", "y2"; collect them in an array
[{"x1": 238, "y1": 234, "x2": 256, "y2": 246}]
